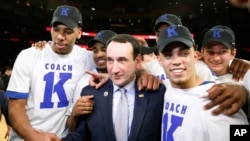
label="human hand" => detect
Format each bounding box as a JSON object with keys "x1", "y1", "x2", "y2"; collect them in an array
[
  {"x1": 72, "y1": 95, "x2": 94, "y2": 116},
  {"x1": 204, "y1": 82, "x2": 248, "y2": 115},
  {"x1": 137, "y1": 73, "x2": 162, "y2": 91},
  {"x1": 136, "y1": 37, "x2": 149, "y2": 47},
  {"x1": 31, "y1": 40, "x2": 48, "y2": 50},
  {"x1": 25, "y1": 129, "x2": 61, "y2": 141},
  {"x1": 230, "y1": 58, "x2": 250, "y2": 81},
  {"x1": 86, "y1": 70, "x2": 109, "y2": 89}
]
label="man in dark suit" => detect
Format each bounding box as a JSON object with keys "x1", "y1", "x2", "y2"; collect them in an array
[{"x1": 62, "y1": 34, "x2": 166, "y2": 141}]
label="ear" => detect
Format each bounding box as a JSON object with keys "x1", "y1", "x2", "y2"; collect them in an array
[
  {"x1": 77, "y1": 28, "x2": 82, "y2": 39},
  {"x1": 135, "y1": 54, "x2": 143, "y2": 70},
  {"x1": 231, "y1": 48, "x2": 237, "y2": 57},
  {"x1": 193, "y1": 49, "x2": 199, "y2": 61},
  {"x1": 200, "y1": 47, "x2": 204, "y2": 53}
]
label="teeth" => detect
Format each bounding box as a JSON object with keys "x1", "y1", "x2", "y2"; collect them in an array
[
  {"x1": 98, "y1": 60, "x2": 105, "y2": 63},
  {"x1": 173, "y1": 69, "x2": 183, "y2": 73}
]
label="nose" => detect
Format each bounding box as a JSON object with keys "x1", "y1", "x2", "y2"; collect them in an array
[
  {"x1": 111, "y1": 61, "x2": 120, "y2": 73},
  {"x1": 56, "y1": 32, "x2": 65, "y2": 41},
  {"x1": 172, "y1": 55, "x2": 182, "y2": 66}
]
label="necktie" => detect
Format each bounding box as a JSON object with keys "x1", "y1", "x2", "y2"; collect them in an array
[{"x1": 114, "y1": 88, "x2": 129, "y2": 141}]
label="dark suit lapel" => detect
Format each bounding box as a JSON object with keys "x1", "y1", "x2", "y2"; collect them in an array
[
  {"x1": 103, "y1": 80, "x2": 117, "y2": 141},
  {"x1": 129, "y1": 87, "x2": 148, "y2": 141}
]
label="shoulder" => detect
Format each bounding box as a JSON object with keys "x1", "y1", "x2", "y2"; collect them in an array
[
  {"x1": 80, "y1": 80, "x2": 112, "y2": 96},
  {"x1": 16, "y1": 46, "x2": 45, "y2": 62},
  {"x1": 72, "y1": 45, "x2": 93, "y2": 61},
  {"x1": 73, "y1": 45, "x2": 89, "y2": 54},
  {"x1": 140, "y1": 83, "x2": 166, "y2": 97}
]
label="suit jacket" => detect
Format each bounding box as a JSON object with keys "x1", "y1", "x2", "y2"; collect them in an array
[{"x1": 62, "y1": 79, "x2": 166, "y2": 141}]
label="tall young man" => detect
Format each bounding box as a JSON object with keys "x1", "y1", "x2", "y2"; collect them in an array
[{"x1": 6, "y1": 5, "x2": 96, "y2": 141}]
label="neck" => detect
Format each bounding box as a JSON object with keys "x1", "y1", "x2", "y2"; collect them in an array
[{"x1": 171, "y1": 75, "x2": 204, "y2": 89}]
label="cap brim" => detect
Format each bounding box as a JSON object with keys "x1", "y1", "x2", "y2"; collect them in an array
[
  {"x1": 153, "y1": 21, "x2": 174, "y2": 31},
  {"x1": 51, "y1": 17, "x2": 77, "y2": 30},
  {"x1": 88, "y1": 38, "x2": 106, "y2": 47},
  {"x1": 141, "y1": 46, "x2": 157, "y2": 55},
  {"x1": 203, "y1": 39, "x2": 234, "y2": 48},
  {"x1": 158, "y1": 37, "x2": 193, "y2": 52}
]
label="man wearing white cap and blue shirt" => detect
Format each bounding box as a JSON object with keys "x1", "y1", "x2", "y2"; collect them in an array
[
  {"x1": 157, "y1": 25, "x2": 249, "y2": 141},
  {"x1": 5, "y1": 5, "x2": 96, "y2": 141}
]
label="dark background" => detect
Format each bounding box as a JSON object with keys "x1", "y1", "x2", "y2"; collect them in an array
[{"x1": 1, "y1": 0, "x2": 250, "y2": 68}]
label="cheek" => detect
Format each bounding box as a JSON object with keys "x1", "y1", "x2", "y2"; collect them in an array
[
  {"x1": 160, "y1": 60, "x2": 171, "y2": 70},
  {"x1": 107, "y1": 64, "x2": 112, "y2": 71}
]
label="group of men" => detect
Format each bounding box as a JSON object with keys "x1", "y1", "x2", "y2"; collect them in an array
[{"x1": 1, "y1": 0, "x2": 250, "y2": 141}]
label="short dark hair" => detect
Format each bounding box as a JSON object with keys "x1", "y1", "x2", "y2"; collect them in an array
[{"x1": 107, "y1": 34, "x2": 141, "y2": 60}]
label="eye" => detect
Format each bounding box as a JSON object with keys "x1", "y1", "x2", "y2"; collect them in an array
[
  {"x1": 92, "y1": 49, "x2": 97, "y2": 53},
  {"x1": 53, "y1": 27, "x2": 59, "y2": 32},
  {"x1": 65, "y1": 29, "x2": 74, "y2": 34},
  {"x1": 107, "y1": 57, "x2": 113, "y2": 63},
  {"x1": 162, "y1": 52, "x2": 172, "y2": 58},
  {"x1": 182, "y1": 51, "x2": 189, "y2": 56},
  {"x1": 206, "y1": 50, "x2": 214, "y2": 55}
]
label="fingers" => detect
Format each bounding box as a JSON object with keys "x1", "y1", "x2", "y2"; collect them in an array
[
  {"x1": 206, "y1": 83, "x2": 224, "y2": 100},
  {"x1": 47, "y1": 133, "x2": 61, "y2": 141},
  {"x1": 152, "y1": 77, "x2": 161, "y2": 90},
  {"x1": 204, "y1": 82, "x2": 247, "y2": 115},
  {"x1": 88, "y1": 76, "x2": 98, "y2": 88},
  {"x1": 32, "y1": 41, "x2": 47, "y2": 49},
  {"x1": 95, "y1": 78, "x2": 107, "y2": 89},
  {"x1": 87, "y1": 70, "x2": 100, "y2": 87},
  {"x1": 230, "y1": 58, "x2": 250, "y2": 81},
  {"x1": 73, "y1": 95, "x2": 94, "y2": 115},
  {"x1": 206, "y1": 94, "x2": 238, "y2": 115},
  {"x1": 86, "y1": 70, "x2": 109, "y2": 89},
  {"x1": 222, "y1": 103, "x2": 241, "y2": 115},
  {"x1": 204, "y1": 83, "x2": 227, "y2": 112},
  {"x1": 85, "y1": 70, "x2": 98, "y2": 77},
  {"x1": 136, "y1": 37, "x2": 148, "y2": 47},
  {"x1": 137, "y1": 74, "x2": 148, "y2": 91},
  {"x1": 137, "y1": 74, "x2": 160, "y2": 91},
  {"x1": 204, "y1": 91, "x2": 227, "y2": 113}
]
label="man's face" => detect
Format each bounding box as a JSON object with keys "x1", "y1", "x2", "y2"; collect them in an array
[
  {"x1": 201, "y1": 42, "x2": 236, "y2": 75},
  {"x1": 155, "y1": 24, "x2": 170, "y2": 43},
  {"x1": 91, "y1": 42, "x2": 107, "y2": 70},
  {"x1": 158, "y1": 42, "x2": 198, "y2": 88},
  {"x1": 50, "y1": 23, "x2": 82, "y2": 55},
  {"x1": 106, "y1": 41, "x2": 141, "y2": 87}
]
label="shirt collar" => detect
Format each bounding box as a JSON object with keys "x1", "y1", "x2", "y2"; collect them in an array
[{"x1": 113, "y1": 75, "x2": 136, "y2": 93}]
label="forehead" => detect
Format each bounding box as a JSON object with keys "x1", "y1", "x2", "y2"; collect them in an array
[
  {"x1": 52, "y1": 22, "x2": 69, "y2": 29},
  {"x1": 92, "y1": 42, "x2": 105, "y2": 49},
  {"x1": 204, "y1": 42, "x2": 229, "y2": 50},
  {"x1": 107, "y1": 41, "x2": 133, "y2": 56},
  {"x1": 157, "y1": 24, "x2": 169, "y2": 32},
  {"x1": 163, "y1": 42, "x2": 191, "y2": 52}
]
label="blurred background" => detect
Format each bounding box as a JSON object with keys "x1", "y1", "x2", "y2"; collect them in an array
[{"x1": 0, "y1": 0, "x2": 250, "y2": 68}]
